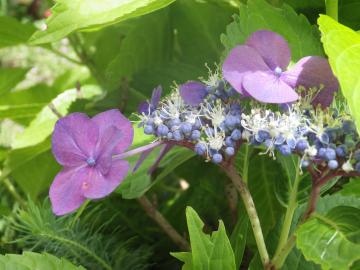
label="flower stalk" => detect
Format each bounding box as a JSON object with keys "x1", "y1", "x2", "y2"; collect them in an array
[
  {"x1": 224, "y1": 164, "x2": 270, "y2": 267},
  {"x1": 137, "y1": 195, "x2": 190, "y2": 251}
]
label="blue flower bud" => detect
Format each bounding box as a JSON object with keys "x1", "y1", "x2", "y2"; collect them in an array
[
  {"x1": 173, "y1": 130, "x2": 184, "y2": 141},
  {"x1": 279, "y1": 144, "x2": 291, "y2": 156},
  {"x1": 224, "y1": 115, "x2": 238, "y2": 129},
  {"x1": 296, "y1": 139, "x2": 309, "y2": 151},
  {"x1": 342, "y1": 120, "x2": 355, "y2": 134},
  {"x1": 191, "y1": 130, "x2": 201, "y2": 141},
  {"x1": 225, "y1": 147, "x2": 235, "y2": 156},
  {"x1": 328, "y1": 160, "x2": 339, "y2": 169},
  {"x1": 318, "y1": 147, "x2": 327, "y2": 158},
  {"x1": 180, "y1": 122, "x2": 192, "y2": 135},
  {"x1": 231, "y1": 129, "x2": 241, "y2": 140},
  {"x1": 212, "y1": 153, "x2": 223, "y2": 163},
  {"x1": 354, "y1": 150, "x2": 360, "y2": 161},
  {"x1": 157, "y1": 124, "x2": 169, "y2": 137},
  {"x1": 301, "y1": 160, "x2": 310, "y2": 168},
  {"x1": 335, "y1": 145, "x2": 347, "y2": 157},
  {"x1": 225, "y1": 136, "x2": 235, "y2": 147},
  {"x1": 324, "y1": 148, "x2": 336, "y2": 161},
  {"x1": 274, "y1": 134, "x2": 286, "y2": 145},
  {"x1": 144, "y1": 125, "x2": 154, "y2": 135},
  {"x1": 167, "y1": 132, "x2": 173, "y2": 140},
  {"x1": 255, "y1": 130, "x2": 270, "y2": 142},
  {"x1": 195, "y1": 143, "x2": 206, "y2": 155}
]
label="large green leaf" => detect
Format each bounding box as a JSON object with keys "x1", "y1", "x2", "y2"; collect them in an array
[
  {"x1": 318, "y1": 15, "x2": 360, "y2": 134},
  {"x1": 296, "y1": 206, "x2": 360, "y2": 269},
  {"x1": 221, "y1": 0, "x2": 323, "y2": 60},
  {"x1": 29, "y1": 0, "x2": 175, "y2": 44},
  {"x1": 0, "y1": 68, "x2": 29, "y2": 95},
  {"x1": 11, "y1": 85, "x2": 101, "y2": 149},
  {"x1": 0, "y1": 16, "x2": 35, "y2": 48},
  {"x1": 172, "y1": 207, "x2": 236, "y2": 270},
  {"x1": 0, "y1": 252, "x2": 85, "y2": 270},
  {"x1": 230, "y1": 214, "x2": 248, "y2": 270}
]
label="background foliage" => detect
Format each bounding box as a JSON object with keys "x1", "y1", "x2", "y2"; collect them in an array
[{"x1": 0, "y1": 0, "x2": 359, "y2": 269}]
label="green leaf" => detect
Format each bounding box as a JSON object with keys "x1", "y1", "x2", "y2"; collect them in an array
[
  {"x1": 118, "y1": 146, "x2": 194, "y2": 199},
  {"x1": 0, "y1": 68, "x2": 29, "y2": 95},
  {"x1": 11, "y1": 85, "x2": 101, "y2": 149},
  {"x1": 175, "y1": 207, "x2": 236, "y2": 270},
  {"x1": 0, "y1": 252, "x2": 85, "y2": 270},
  {"x1": 339, "y1": 179, "x2": 360, "y2": 197},
  {"x1": 296, "y1": 206, "x2": 360, "y2": 269},
  {"x1": 172, "y1": 0, "x2": 235, "y2": 68},
  {"x1": 104, "y1": 9, "x2": 172, "y2": 90},
  {"x1": 29, "y1": 0, "x2": 175, "y2": 44},
  {"x1": 318, "y1": 15, "x2": 360, "y2": 134},
  {"x1": 0, "y1": 16, "x2": 35, "y2": 48},
  {"x1": 221, "y1": 0, "x2": 323, "y2": 60},
  {"x1": 1, "y1": 138, "x2": 60, "y2": 199},
  {"x1": 170, "y1": 252, "x2": 192, "y2": 270},
  {"x1": 248, "y1": 155, "x2": 286, "y2": 236},
  {"x1": 230, "y1": 215, "x2": 248, "y2": 269}
]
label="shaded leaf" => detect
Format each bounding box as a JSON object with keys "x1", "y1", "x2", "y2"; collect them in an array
[
  {"x1": 0, "y1": 16, "x2": 35, "y2": 48},
  {"x1": 0, "y1": 68, "x2": 29, "y2": 95}
]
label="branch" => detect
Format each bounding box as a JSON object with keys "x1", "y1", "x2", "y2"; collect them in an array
[{"x1": 137, "y1": 195, "x2": 189, "y2": 251}]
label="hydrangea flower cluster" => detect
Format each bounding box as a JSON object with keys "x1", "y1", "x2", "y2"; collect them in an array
[{"x1": 137, "y1": 30, "x2": 359, "y2": 172}]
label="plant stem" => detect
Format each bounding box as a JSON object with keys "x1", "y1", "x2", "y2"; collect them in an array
[
  {"x1": 2, "y1": 178, "x2": 26, "y2": 207},
  {"x1": 325, "y1": 0, "x2": 338, "y2": 21},
  {"x1": 242, "y1": 144, "x2": 250, "y2": 184},
  {"x1": 273, "y1": 161, "x2": 301, "y2": 263},
  {"x1": 225, "y1": 165, "x2": 270, "y2": 267},
  {"x1": 70, "y1": 199, "x2": 90, "y2": 228},
  {"x1": 137, "y1": 195, "x2": 189, "y2": 251}
]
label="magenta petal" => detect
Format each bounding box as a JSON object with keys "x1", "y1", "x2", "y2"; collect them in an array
[
  {"x1": 222, "y1": 45, "x2": 270, "y2": 94},
  {"x1": 242, "y1": 71, "x2": 299, "y2": 103},
  {"x1": 83, "y1": 159, "x2": 129, "y2": 199},
  {"x1": 92, "y1": 109, "x2": 134, "y2": 154},
  {"x1": 246, "y1": 30, "x2": 291, "y2": 70},
  {"x1": 179, "y1": 81, "x2": 208, "y2": 106},
  {"x1": 52, "y1": 113, "x2": 99, "y2": 167},
  {"x1": 49, "y1": 167, "x2": 86, "y2": 216},
  {"x1": 282, "y1": 56, "x2": 339, "y2": 108}
]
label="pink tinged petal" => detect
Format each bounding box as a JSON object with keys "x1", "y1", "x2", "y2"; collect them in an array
[
  {"x1": 51, "y1": 113, "x2": 99, "y2": 167},
  {"x1": 95, "y1": 126, "x2": 123, "y2": 174},
  {"x1": 222, "y1": 45, "x2": 270, "y2": 94},
  {"x1": 179, "y1": 81, "x2": 208, "y2": 106},
  {"x1": 282, "y1": 56, "x2": 339, "y2": 108},
  {"x1": 92, "y1": 109, "x2": 134, "y2": 154},
  {"x1": 83, "y1": 159, "x2": 129, "y2": 199},
  {"x1": 246, "y1": 30, "x2": 291, "y2": 70},
  {"x1": 242, "y1": 71, "x2": 299, "y2": 103},
  {"x1": 138, "y1": 101, "x2": 150, "y2": 115},
  {"x1": 49, "y1": 167, "x2": 86, "y2": 216}
]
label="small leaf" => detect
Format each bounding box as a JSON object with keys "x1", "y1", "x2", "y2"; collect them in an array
[
  {"x1": 29, "y1": 0, "x2": 175, "y2": 44},
  {"x1": 0, "y1": 252, "x2": 85, "y2": 270},
  {"x1": 296, "y1": 206, "x2": 360, "y2": 269},
  {"x1": 183, "y1": 207, "x2": 236, "y2": 270},
  {"x1": 170, "y1": 252, "x2": 192, "y2": 270}
]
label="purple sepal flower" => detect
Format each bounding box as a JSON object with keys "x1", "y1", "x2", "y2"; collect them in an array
[
  {"x1": 222, "y1": 30, "x2": 338, "y2": 106},
  {"x1": 138, "y1": 86, "x2": 162, "y2": 114},
  {"x1": 50, "y1": 109, "x2": 134, "y2": 216},
  {"x1": 179, "y1": 81, "x2": 208, "y2": 106}
]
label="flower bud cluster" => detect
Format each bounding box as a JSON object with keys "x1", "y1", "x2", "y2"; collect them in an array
[{"x1": 138, "y1": 80, "x2": 360, "y2": 172}]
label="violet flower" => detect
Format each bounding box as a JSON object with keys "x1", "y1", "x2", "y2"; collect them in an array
[
  {"x1": 138, "y1": 86, "x2": 162, "y2": 114},
  {"x1": 222, "y1": 30, "x2": 338, "y2": 106},
  {"x1": 179, "y1": 81, "x2": 208, "y2": 106},
  {"x1": 50, "y1": 109, "x2": 133, "y2": 215}
]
